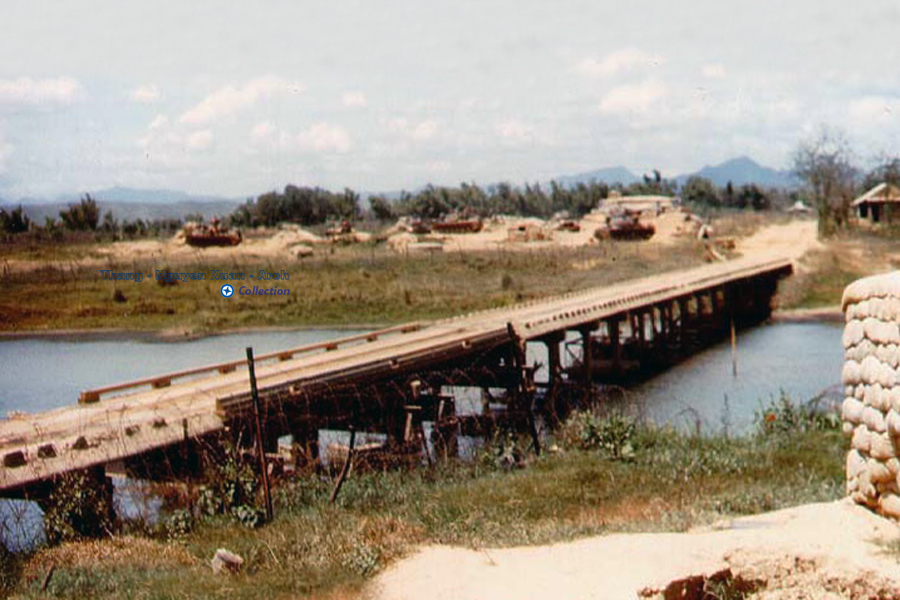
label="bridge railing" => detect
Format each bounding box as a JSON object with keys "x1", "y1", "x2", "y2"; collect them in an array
[{"x1": 77, "y1": 322, "x2": 425, "y2": 404}]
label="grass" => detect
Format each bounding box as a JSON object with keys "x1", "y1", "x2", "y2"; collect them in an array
[
  {"x1": 0, "y1": 240, "x2": 708, "y2": 333},
  {"x1": 779, "y1": 248, "x2": 866, "y2": 309},
  {"x1": 3, "y1": 403, "x2": 845, "y2": 600},
  {"x1": 778, "y1": 230, "x2": 900, "y2": 310}
]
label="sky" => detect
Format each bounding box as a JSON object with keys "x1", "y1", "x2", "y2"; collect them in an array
[{"x1": 0, "y1": 0, "x2": 898, "y2": 199}]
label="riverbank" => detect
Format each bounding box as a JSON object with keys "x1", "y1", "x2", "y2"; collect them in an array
[
  {"x1": 0, "y1": 323, "x2": 387, "y2": 343},
  {"x1": 3, "y1": 406, "x2": 845, "y2": 600},
  {"x1": 0, "y1": 240, "x2": 708, "y2": 334},
  {"x1": 0, "y1": 306, "x2": 847, "y2": 344},
  {"x1": 771, "y1": 306, "x2": 843, "y2": 322}
]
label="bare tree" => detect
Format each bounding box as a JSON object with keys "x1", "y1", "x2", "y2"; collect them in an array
[
  {"x1": 792, "y1": 128, "x2": 858, "y2": 235},
  {"x1": 863, "y1": 152, "x2": 900, "y2": 190}
]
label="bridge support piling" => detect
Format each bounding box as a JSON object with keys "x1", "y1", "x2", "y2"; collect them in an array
[
  {"x1": 609, "y1": 317, "x2": 622, "y2": 379},
  {"x1": 432, "y1": 395, "x2": 458, "y2": 461},
  {"x1": 289, "y1": 420, "x2": 320, "y2": 470},
  {"x1": 542, "y1": 331, "x2": 567, "y2": 423},
  {"x1": 677, "y1": 297, "x2": 689, "y2": 351},
  {"x1": 578, "y1": 322, "x2": 600, "y2": 399}
]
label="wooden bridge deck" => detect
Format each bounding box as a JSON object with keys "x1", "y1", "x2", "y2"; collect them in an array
[{"x1": 0, "y1": 255, "x2": 792, "y2": 494}]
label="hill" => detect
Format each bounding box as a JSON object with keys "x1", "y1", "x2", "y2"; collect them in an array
[
  {"x1": 675, "y1": 156, "x2": 797, "y2": 188},
  {"x1": 4, "y1": 187, "x2": 242, "y2": 222},
  {"x1": 554, "y1": 166, "x2": 639, "y2": 187}
]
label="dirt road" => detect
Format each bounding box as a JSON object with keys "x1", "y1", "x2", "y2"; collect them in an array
[
  {"x1": 735, "y1": 218, "x2": 821, "y2": 263},
  {"x1": 369, "y1": 500, "x2": 900, "y2": 600}
]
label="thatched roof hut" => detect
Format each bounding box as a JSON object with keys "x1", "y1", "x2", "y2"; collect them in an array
[{"x1": 852, "y1": 183, "x2": 900, "y2": 223}]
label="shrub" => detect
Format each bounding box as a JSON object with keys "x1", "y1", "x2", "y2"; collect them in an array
[
  {"x1": 42, "y1": 471, "x2": 114, "y2": 545},
  {"x1": 480, "y1": 430, "x2": 530, "y2": 470},
  {"x1": 755, "y1": 392, "x2": 840, "y2": 437},
  {"x1": 196, "y1": 442, "x2": 266, "y2": 528},
  {"x1": 562, "y1": 410, "x2": 638, "y2": 460}
]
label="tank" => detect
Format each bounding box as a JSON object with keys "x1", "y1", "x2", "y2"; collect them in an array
[
  {"x1": 183, "y1": 219, "x2": 242, "y2": 247},
  {"x1": 595, "y1": 210, "x2": 655, "y2": 241}
]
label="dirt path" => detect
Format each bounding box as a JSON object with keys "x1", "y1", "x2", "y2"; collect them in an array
[
  {"x1": 735, "y1": 218, "x2": 821, "y2": 264},
  {"x1": 369, "y1": 500, "x2": 900, "y2": 600}
]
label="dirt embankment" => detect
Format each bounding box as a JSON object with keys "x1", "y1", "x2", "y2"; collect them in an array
[{"x1": 369, "y1": 500, "x2": 900, "y2": 600}]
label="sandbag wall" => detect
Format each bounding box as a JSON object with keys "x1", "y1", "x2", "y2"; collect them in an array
[{"x1": 842, "y1": 273, "x2": 900, "y2": 519}]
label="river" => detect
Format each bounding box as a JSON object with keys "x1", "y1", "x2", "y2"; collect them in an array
[{"x1": 0, "y1": 322, "x2": 842, "y2": 433}]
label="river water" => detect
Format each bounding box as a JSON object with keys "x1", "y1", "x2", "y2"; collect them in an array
[
  {"x1": 0, "y1": 321, "x2": 844, "y2": 550},
  {"x1": 0, "y1": 322, "x2": 843, "y2": 433}
]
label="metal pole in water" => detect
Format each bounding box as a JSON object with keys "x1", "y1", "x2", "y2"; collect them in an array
[
  {"x1": 730, "y1": 318, "x2": 738, "y2": 378},
  {"x1": 246, "y1": 347, "x2": 274, "y2": 522}
]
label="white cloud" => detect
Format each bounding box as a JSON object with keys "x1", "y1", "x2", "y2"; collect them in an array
[
  {"x1": 411, "y1": 119, "x2": 437, "y2": 140},
  {"x1": 180, "y1": 76, "x2": 304, "y2": 125},
  {"x1": 576, "y1": 49, "x2": 664, "y2": 78},
  {"x1": 137, "y1": 116, "x2": 211, "y2": 157},
  {"x1": 386, "y1": 117, "x2": 439, "y2": 141},
  {"x1": 849, "y1": 96, "x2": 900, "y2": 126},
  {"x1": 341, "y1": 91, "x2": 367, "y2": 108},
  {"x1": 250, "y1": 121, "x2": 273, "y2": 143},
  {"x1": 186, "y1": 129, "x2": 213, "y2": 151},
  {"x1": 702, "y1": 64, "x2": 727, "y2": 79},
  {"x1": 495, "y1": 119, "x2": 533, "y2": 141},
  {"x1": 0, "y1": 77, "x2": 83, "y2": 106},
  {"x1": 148, "y1": 114, "x2": 169, "y2": 130},
  {"x1": 598, "y1": 80, "x2": 668, "y2": 115},
  {"x1": 130, "y1": 84, "x2": 160, "y2": 103},
  {"x1": 297, "y1": 122, "x2": 351, "y2": 153}
]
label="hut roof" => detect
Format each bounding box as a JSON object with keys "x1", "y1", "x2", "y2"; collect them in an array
[{"x1": 851, "y1": 183, "x2": 900, "y2": 207}]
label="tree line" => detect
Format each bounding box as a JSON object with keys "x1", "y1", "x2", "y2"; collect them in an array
[
  {"x1": 0, "y1": 177, "x2": 783, "y2": 237},
  {"x1": 0, "y1": 195, "x2": 183, "y2": 239},
  {"x1": 3, "y1": 132, "x2": 896, "y2": 237}
]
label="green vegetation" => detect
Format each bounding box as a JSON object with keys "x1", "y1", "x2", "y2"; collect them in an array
[
  {"x1": 781, "y1": 253, "x2": 864, "y2": 309},
  {"x1": 3, "y1": 398, "x2": 845, "y2": 600},
  {"x1": 56, "y1": 195, "x2": 100, "y2": 232},
  {"x1": 1, "y1": 195, "x2": 184, "y2": 244},
  {"x1": 681, "y1": 177, "x2": 775, "y2": 211},
  {"x1": 230, "y1": 186, "x2": 360, "y2": 228},
  {"x1": 0, "y1": 241, "x2": 706, "y2": 333},
  {"x1": 2, "y1": 170, "x2": 786, "y2": 240},
  {"x1": 779, "y1": 232, "x2": 900, "y2": 309}
]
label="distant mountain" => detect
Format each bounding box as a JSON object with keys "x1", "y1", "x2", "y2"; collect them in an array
[
  {"x1": 549, "y1": 157, "x2": 796, "y2": 192},
  {"x1": 8, "y1": 200, "x2": 241, "y2": 223},
  {"x1": 676, "y1": 157, "x2": 797, "y2": 188},
  {"x1": 554, "y1": 166, "x2": 639, "y2": 187},
  {"x1": 4, "y1": 186, "x2": 243, "y2": 222},
  {"x1": 66, "y1": 186, "x2": 243, "y2": 206}
]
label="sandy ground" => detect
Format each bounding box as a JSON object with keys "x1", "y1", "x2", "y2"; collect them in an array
[
  {"x1": 410, "y1": 210, "x2": 701, "y2": 254},
  {"x1": 369, "y1": 499, "x2": 900, "y2": 600},
  {"x1": 734, "y1": 219, "x2": 822, "y2": 264},
  {"x1": 2, "y1": 214, "x2": 820, "y2": 276}
]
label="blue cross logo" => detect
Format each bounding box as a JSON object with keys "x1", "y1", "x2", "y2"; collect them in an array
[{"x1": 220, "y1": 284, "x2": 234, "y2": 298}]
